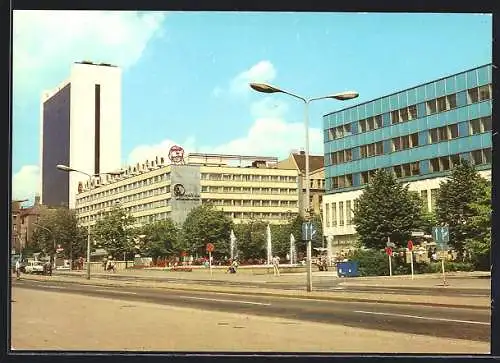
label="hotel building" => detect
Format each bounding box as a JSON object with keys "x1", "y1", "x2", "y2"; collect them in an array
[
  {"x1": 322, "y1": 64, "x2": 492, "y2": 254},
  {"x1": 75, "y1": 154, "x2": 300, "y2": 227},
  {"x1": 40, "y1": 61, "x2": 122, "y2": 209}
]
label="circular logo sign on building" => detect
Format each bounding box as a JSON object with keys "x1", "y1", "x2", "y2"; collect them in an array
[
  {"x1": 168, "y1": 145, "x2": 185, "y2": 164},
  {"x1": 173, "y1": 183, "x2": 186, "y2": 197}
]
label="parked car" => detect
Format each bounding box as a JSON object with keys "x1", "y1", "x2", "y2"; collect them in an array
[{"x1": 24, "y1": 261, "x2": 46, "y2": 275}]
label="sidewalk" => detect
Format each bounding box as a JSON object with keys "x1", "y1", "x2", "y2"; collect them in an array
[
  {"x1": 54, "y1": 268, "x2": 491, "y2": 289},
  {"x1": 19, "y1": 273, "x2": 490, "y2": 310}
]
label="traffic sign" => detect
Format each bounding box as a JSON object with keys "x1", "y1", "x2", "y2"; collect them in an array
[
  {"x1": 385, "y1": 247, "x2": 393, "y2": 256},
  {"x1": 301, "y1": 222, "x2": 316, "y2": 241},
  {"x1": 206, "y1": 243, "x2": 215, "y2": 252},
  {"x1": 407, "y1": 240, "x2": 414, "y2": 251},
  {"x1": 432, "y1": 226, "x2": 450, "y2": 247},
  {"x1": 411, "y1": 231, "x2": 425, "y2": 237},
  {"x1": 386, "y1": 241, "x2": 395, "y2": 248}
]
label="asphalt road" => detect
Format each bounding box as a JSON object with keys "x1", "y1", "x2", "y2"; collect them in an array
[
  {"x1": 13, "y1": 279, "x2": 490, "y2": 342},
  {"x1": 53, "y1": 272, "x2": 489, "y2": 297}
]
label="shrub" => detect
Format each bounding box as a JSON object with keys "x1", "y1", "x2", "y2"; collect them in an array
[{"x1": 349, "y1": 249, "x2": 390, "y2": 276}]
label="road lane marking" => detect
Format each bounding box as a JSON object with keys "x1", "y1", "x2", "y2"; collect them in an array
[
  {"x1": 178, "y1": 295, "x2": 271, "y2": 306},
  {"x1": 354, "y1": 310, "x2": 490, "y2": 325},
  {"x1": 94, "y1": 289, "x2": 138, "y2": 295}
]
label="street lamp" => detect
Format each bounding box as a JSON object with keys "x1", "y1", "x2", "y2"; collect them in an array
[
  {"x1": 33, "y1": 223, "x2": 55, "y2": 268},
  {"x1": 250, "y1": 82, "x2": 359, "y2": 292},
  {"x1": 56, "y1": 164, "x2": 124, "y2": 279}
]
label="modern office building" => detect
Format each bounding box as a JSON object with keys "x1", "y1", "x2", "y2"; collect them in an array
[
  {"x1": 277, "y1": 151, "x2": 325, "y2": 217},
  {"x1": 322, "y1": 64, "x2": 492, "y2": 254},
  {"x1": 40, "y1": 61, "x2": 122, "y2": 209},
  {"x1": 75, "y1": 153, "x2": 300, "y2": 227}
]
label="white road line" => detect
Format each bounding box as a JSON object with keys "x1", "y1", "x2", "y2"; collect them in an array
[
  {"x1": 178, "y1": 295, "x2": 271, "y2": 306},
  {"x1": 41, "y1": 285, "x2": 65, "y2": 290},
  {"x1": 94, "y1": 289, "x2": 138, "y2": 295},
  {"x1": 354, "y1": 310, "x2": 490, "y2": 325}
]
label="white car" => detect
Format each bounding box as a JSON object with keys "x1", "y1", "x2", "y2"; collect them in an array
[{"x1": 24, "y1": 261, "x2": 46, "y2": 274}]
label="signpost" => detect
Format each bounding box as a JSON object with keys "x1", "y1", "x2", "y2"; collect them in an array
[
  {"x1": 432, "y1": 226, "x2": 449, "y2": 286},
  {"x1": 407, "y1": 240, "x2": 414, "y2": 280},
  {"x1": 302, "y1": 221, "x2": 317, "y2": 292},
  {"x1": 206, "y1": 243, "x2": 215, "y2": 277}
]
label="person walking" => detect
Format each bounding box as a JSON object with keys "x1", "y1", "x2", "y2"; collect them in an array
[
  {"x1": 15, "y1": 260, "x2": 21, "y2": 280},
  {"x1": 272, "y1": 256, "x2": 280, "y2": 276}
]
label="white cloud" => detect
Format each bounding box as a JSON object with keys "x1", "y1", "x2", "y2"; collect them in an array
[
  {"x1": 230, "y1": 60, "x2": 277, "y2": 94},
  {"x1": 212, "y1": 60, "x2": 277, "y2": 97},
  {"x1": 12, "y1": 165, "x2": 39, "y2": 202},
  {"x1": 13, "y1": 10, "x2": 166, "y2": 98}
]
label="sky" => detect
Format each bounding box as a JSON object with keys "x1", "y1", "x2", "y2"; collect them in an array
[{"x1": 12, "y1": 11, "x2": 492, "y2": 202}]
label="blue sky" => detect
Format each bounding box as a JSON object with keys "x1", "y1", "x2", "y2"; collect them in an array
[{"x1": 12, "y1": 11, "x2": 492, "y2": 201}]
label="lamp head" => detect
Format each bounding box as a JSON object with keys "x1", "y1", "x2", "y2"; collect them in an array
[
  {"x1": 249, "y1": 83, "x2": 283, "y2": 94},
  {"x1": 56, "y1": 164, "x2": 73, "y2": 172},
  {"x1": 331, "y1": 91, "x2": 359, "y2": 101}
]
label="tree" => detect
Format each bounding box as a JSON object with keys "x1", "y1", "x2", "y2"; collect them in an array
[
  {"x1": 234, "y1": 219, "x2": 267, "y2": 260},
  {"x1": 139, "y1": 219, "x2": 179, "y2": 260},
  {"x1": 30, "y1": 207, "x2": 86, "y2": 260},
  {"x1": 464, "y1": 179, "x2": 491, "y2": 270},
  {"x1": 92, "y1": 207, "x2": 137, "y2": 259},
  {"x1": 180, "y1": 204, "x2": 233, "y2": 258},
  {"x1": 352, "y1": 169, "x2": 423, "y2": 250},
  {"x1": 435, "y1": 160, "x2": 488, "y2": 257}
]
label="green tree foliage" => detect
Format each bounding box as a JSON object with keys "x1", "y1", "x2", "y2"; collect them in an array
[
  {"x1": 352, "y1": 169, "x2": 423, "y2": 250},
  {"x1": 464, "y1": 179, "x2": 491, "y2": 270},
  {"x1": 92, "y1": 207, "x2": 137, "y2": 259},
  {"x1": 233, "y1": 219, "x2": 267, "y2": 260},
  {"x1": 180, "y1": 204, "x2": 233, "y2": 258},
  {"x1": 435, "y1": 160, "x2": 488, "y2": 256},
  {"x1": 138, "y1": 219, "x2": 179, "y2": 259},
  {"x1": 30, "y1": 207, "x2": 86, "y2": 259}
]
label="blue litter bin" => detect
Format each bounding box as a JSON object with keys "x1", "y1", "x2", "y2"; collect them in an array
[{"x1": 336, "y1": 261, "x2": 359, "y2": 277}]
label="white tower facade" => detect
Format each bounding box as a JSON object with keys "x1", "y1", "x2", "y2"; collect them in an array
[{"x1": 40, "y1": 61, "x2": 122, "y2": 208}]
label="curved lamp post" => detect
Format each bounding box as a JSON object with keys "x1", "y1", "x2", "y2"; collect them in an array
[
  {"x1": 249, "y1": 82, "x2": 359, "y2": 292},
  {"x1": 56, "y1": 164, "x2": 124, "y2": 279}
]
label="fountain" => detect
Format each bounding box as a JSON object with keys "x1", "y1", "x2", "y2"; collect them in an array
[
  {"x1": 266, "y1": 224, "x2": 272, "y2": 265},
  {"x1": 230, "y1": 230, "x2": 237, "y2": 260}
]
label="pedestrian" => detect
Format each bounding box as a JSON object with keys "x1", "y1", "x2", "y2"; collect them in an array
[
  {"x1": 15, "y1": 260, "x2": 21, "y2": 280},
  {"x1": 272, "y1": 256, "x2": 280, "y2": 276}
]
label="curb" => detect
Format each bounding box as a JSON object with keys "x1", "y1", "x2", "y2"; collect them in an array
[{"x1": 17, "y1": 275, "x2": 490, "y2": 311}]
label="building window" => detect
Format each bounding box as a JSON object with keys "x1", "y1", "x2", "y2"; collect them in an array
[
  {"x1": 426, "y1": 99, "x2": 437, "y2": 115},
  {"x1": 346, "y1": 201, "x2": 352, "y2": 225},
  {"x1": 360, "y1": 141, "x2": 383, "y2": 158},
  {"x1": 478, "y1": 84, "x2": 491, "y2": 101},
  {"x1": 484, "y1": 148, "x2": 492, "y2": 164},
  {"x1": 470, "y1": 116, "x2": 492, "y2": 135},
  {"x1": 429, "y1": 124, "x2": 458, "y2": 143},
  {"x1": 430, "y1": 158, "x2": 440, "y2": 172},
  {"x1": 410, "y1": 133, "x2": 419, "y2": 148},
  {"x1": 447, "y1": 94, "x2": 457, "y2": 109},
  {"x1": 339, "y1": 202, "x2": 344, "y2": 226},
  {"x1": 325, "y1": 203, "x2": 330, "y2": 227},
  {"x1": 329, "y1": 123, "x2": 352, "y2": 140},
  {"x1": 391, "y1": 110, "x2": 400, "y2": 124},
  {"x1": 331, "y1": 203, "x2": 337, "y2": 226},
  {"x1": 408, "y1": 105, "x2": 418, "y2": 120},
  {"x1": 468, "y1": 87, "x2": 479, "y2": 103},
  {"x1": 437, "y1": 96, "x2": 447, "y2": 112}
]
